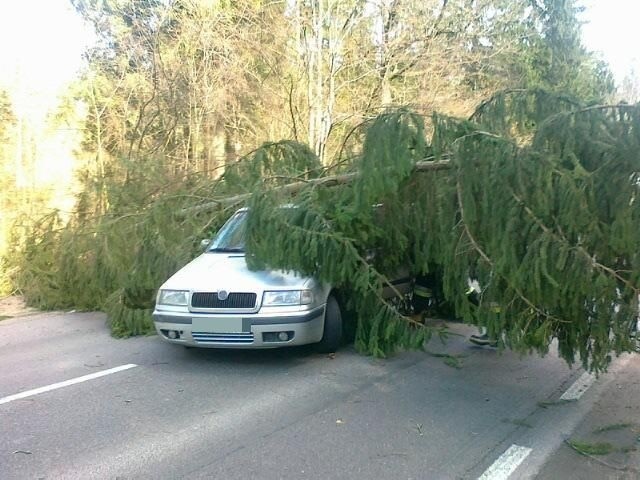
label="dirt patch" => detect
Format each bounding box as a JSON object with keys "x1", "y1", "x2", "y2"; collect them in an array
[{"x1": 0, "y1": 295, "x2": 37, "y2": 318}]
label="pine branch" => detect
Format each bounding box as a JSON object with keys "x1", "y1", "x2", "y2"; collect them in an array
[
  {"x1": 278, "y1": 210, "x2": 410, "y2": 303},
  {"x1": 182, "y1": 158, "x2": 451, "y2": 216},
  {"x1": 510, "y1": 190, "x2": 637, "y2": 293},
  {"x1": 563, "y1": 439, "x2": 636, "y2": 473},
  {"x1": 540, "y1": 103, "x2": 640, "y2": 127},
  {"x1": 455, "y1": 179, "x2": 568, "y2": 325},
  {"x1": 469, "y1": 88, "x2": 582, "y2": 122}
]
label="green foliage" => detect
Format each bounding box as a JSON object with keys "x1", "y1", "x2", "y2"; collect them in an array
[
  {"x1": 224, "y1": 141, "x2": 323, "y2": 191},
  {"x1": 245, "y1": 111, "x2": 435, "y2": 356},
  {"x1": 470, "y1": 89, "x2": 581, "y2": 137},
  {"x1": 354, "y1": 110, "x2": 426, "y2": 208},
  {"x1": 5, "y1": 145, "x2": 323, "y2": 335},
  {"x1": 6, "y1": 89, "x2": 639, "y2": 373},
  {"x1": 105, "y1": 290, "x2": 154, "y2": 338},
  {"x1": 244, "y1": 90, "x2": 639, "y2": 371},
  {"x1": 514, "y1": 0, "x2": 615, "y2": 101},
  {"x1": 443, "y1": 102, "x2": 639, "y2": 370}
]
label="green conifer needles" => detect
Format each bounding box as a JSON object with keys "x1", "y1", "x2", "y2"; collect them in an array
[
  {"x1": 7, "y1": 90, "x2": 639, "y2": 371},
  {"x1": 245, "y1": 93, "x2": 639, "y2": 371}
]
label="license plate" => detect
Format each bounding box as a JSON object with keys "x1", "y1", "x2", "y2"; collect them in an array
[{"x1": 192, "y1": 317, "x2": 244, "y2": 333}]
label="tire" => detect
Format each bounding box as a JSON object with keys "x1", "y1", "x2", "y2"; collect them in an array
[{"x1": 316, "y1": 294, "x2": 343, "y2": 353}]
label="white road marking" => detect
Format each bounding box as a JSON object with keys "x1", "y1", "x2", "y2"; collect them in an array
[
  {"x1": 478, "y1": 444, "x2": 532, "y2": 480},
  {"x1": 559, "y1": 371, "x2": 596, "y2": 401},
  {"x1": 0, "y1": 364, "x2": 138, "y2": 405}
]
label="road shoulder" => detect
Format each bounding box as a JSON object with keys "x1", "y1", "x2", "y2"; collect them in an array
[
  {"x1": 535, "y1": 354, "x2": 640, "y2": 479},
  {"x1": 0, "y1": 295, "x2": 38, "y2": 319}
]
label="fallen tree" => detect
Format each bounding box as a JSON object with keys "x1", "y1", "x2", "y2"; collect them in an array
[
  {"x1": 243, "y1": 91, "x2": 639, "y2": 371},
  {"x1": 8, "y1": 90, "x2": 639, "y2": 371}
]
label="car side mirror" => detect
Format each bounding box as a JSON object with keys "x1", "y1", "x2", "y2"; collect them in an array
[{"x1": 200, "y1": 239, "x2": 211, "y2": 250}]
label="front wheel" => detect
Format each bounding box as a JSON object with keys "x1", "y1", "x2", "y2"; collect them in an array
[{"x1": 316, "y1": 295, "x2": 343, "y2": 353}]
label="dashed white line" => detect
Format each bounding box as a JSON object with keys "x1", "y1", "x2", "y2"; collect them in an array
[
  {"x1": 478, "y1": 444, "x2": 532, "y2": 480},
  {"x1": 0, "y1": 364, "x2": 138, "y2": 405},
  {"x1": 559, "y1": 371, "x2": 596, "y2": 401}
]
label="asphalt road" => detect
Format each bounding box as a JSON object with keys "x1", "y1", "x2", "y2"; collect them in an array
[{"x1": 0, "y1": 311, "x2": 634, "y2": 479}]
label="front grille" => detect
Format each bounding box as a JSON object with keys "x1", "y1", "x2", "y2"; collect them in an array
[
  {"x1": 192, "y1": 332, "x2": 254, "y2": 344},
  {"x1": 191, "y1": 292, "x2": 257, "y2": 309}
]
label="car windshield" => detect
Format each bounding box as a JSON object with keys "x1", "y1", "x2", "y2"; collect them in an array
[{"x1": 207, "y1": 210, "x2": 247, "y2": 253}]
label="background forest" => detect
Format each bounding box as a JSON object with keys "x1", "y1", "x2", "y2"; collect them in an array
[{"x1": 0, "y1": 0, "x2": 638, "y2": 371}]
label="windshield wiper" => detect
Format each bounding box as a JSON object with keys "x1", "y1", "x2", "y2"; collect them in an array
[{"x1": 208, "y1": 247, "x2": 245, "y2": 253}]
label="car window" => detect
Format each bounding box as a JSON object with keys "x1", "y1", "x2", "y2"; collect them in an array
[{"x1": 208, "y1": 211, "x2": 247, "y2": 252}]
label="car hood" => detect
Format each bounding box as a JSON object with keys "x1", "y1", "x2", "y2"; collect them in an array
[{"x1": 160, "y1": 253, "x2": 309, "y2": 293}]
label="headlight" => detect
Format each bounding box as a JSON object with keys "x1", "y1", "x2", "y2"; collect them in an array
[
  {"x1": 262, "y1": 290, "x2": 313, "y2": 306},
  {"x1": 157, "y1": 290, "x2": 189, "y2": 306}
]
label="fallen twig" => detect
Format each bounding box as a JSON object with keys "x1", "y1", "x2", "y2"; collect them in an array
[{"x1": 564, "y1": 439, "x2": 636, "y2": 473}]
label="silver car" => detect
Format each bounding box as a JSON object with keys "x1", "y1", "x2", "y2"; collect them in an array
[{"x1": 153, "y1": 208, "x2": 411, "y2": 351}]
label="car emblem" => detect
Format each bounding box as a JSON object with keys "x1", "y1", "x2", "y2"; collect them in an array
[{"x1": 217, "y1": 290, "x2": 229, "y2": 301}]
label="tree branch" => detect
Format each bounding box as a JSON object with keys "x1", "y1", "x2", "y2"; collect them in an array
[
  {"x1": 456, "y1": 179, "x2": 568, "y2": 324},
  {"x1": 510, "y1": 190, "x2": 637, "y2": 293},
  {"x1": 182, "y1": 158, "x2": 452, "y2": 215}
]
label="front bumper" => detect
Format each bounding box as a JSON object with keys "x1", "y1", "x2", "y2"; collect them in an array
[{"x1": 152, "y1": 305, "x2": 326, "y2": 348}]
